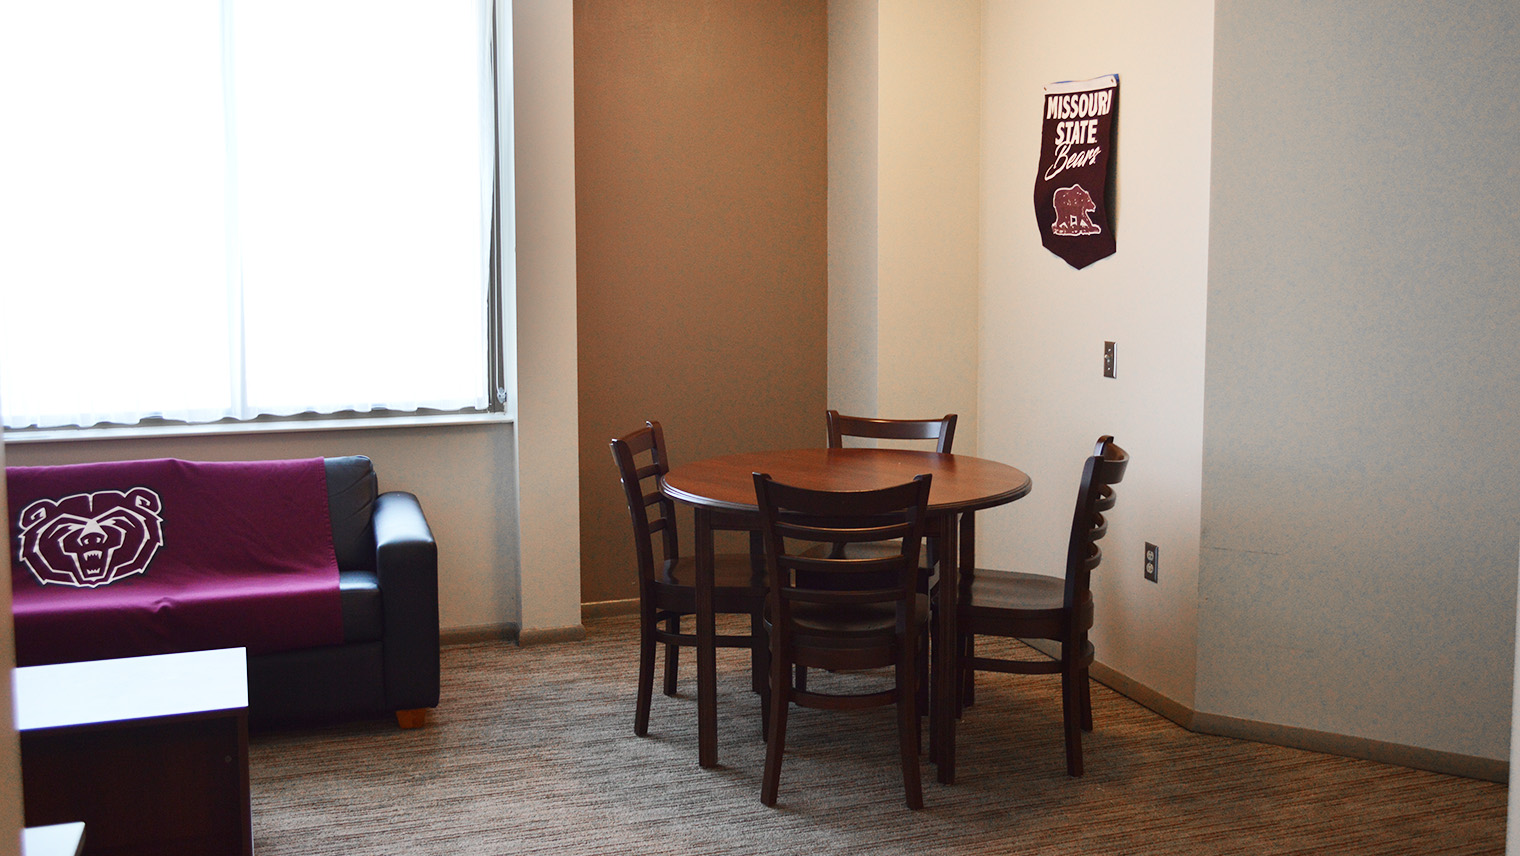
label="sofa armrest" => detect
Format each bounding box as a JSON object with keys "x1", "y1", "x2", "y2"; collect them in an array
[{"x1": 374, "y1": 490, "x2": 441, "y2": 711}]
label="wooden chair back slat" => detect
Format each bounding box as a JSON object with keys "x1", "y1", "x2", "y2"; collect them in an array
[{"x1": 826, "y1": 410, "x2": 957, "y2": 454}]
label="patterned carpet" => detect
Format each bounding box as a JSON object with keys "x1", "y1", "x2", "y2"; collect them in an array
[{"x1": 249, "y1": 614, "x2": 1506, "y2": 855}]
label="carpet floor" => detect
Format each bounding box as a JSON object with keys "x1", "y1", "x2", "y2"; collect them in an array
[{"x1": 249, "y1": 614, "x2": 1506, "y2": 855}]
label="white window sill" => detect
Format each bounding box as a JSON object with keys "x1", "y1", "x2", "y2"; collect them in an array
[{"x1": 3, "y1": 411, "x2": 514, "y2": 445}]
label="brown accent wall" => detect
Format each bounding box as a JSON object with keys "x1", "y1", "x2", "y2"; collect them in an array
[{"x1": 574, "y1": 1, "x2": 828, "y2": 605}]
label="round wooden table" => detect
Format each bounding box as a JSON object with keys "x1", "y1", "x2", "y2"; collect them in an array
[{"x1": 662, "y1": 447, "x2": 1032, "y2": 783}]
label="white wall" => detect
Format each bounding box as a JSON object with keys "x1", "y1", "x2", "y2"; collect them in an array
[
  {"x1": 1200, "y1": 0, "x2": 1520, "y2": 763},
  {"x1": 828, "y1": 0, "x2": 981, "y2": 439},
  {"x1": 977, "y1": 0, "x2": 1214, "y2": 709}
]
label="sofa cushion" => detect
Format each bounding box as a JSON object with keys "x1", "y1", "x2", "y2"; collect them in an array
[
  {"x1": 329, "y1": 458, "x2": 382, "y2": 643},
  {"x1": 339, "y1": 570, "x2": 383, "y2": 643},
  {"x1": 248, "y1": 641, "x2": 386, "y2": 726},
  {"x1": 325, "y1": 457, "x2": 378, "y2": 572}
]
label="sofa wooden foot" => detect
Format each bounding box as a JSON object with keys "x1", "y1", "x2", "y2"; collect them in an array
[{"x1": 396, "y1": 708, "x2": 428, "y2": 729}]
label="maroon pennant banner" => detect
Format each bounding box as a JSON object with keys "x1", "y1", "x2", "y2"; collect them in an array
[{"x1": 1034, "y1": 74, "x2": 1118, "y2": 270}]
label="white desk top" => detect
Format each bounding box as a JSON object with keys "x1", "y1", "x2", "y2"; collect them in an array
[
  {"x1": 22, "y1": 822, "x2": 85, "y2": 856},
  {"x1": 13, "y1": 648, "x2": 249, "y2": 731}
]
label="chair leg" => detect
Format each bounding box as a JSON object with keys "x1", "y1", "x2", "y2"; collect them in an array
[
  {"x1": 662, "y1": 615, "x2": 680, "y2": 697},
  {"x1": 761, "y1": 652, "x2": 791, "y2": 807},
  {"x1": 636, "y1": 611, "x2": 656, "y2": 737},
  {"x1": 756, "y1": 613, "x2": 771, "y2": 740},
  {"x1": 751, "y1": 610, "x2": 767, "y2": 695},
  {"x1": 960, "y1": 633, "x2": 976, "y2": 711},
  {"x1": 1079, "y1": 664, "x2": 1094, "y2": 732},
  {"x1": 1061, "y1": 658, "x2": 1085, "y2": 777},
  {"x1": 916, "y1": 618, "x2": 930, "y2": 722},
  {"x1": 915, "y1": 628, "x2": 930, "y2": 752},
  {"x1": 897, "y1": 651, "x2": 924, "y2": 810},
  {"x1": 759, "y1": 666, "x2": 772, "y2": 741},
  {"x1": 928, "y1": 664, "x2": 940, "y2": 767}
]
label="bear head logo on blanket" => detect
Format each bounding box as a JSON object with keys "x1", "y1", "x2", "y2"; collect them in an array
[{"x1": 16, "y1": 488, "x2": 165, "y2": 588}]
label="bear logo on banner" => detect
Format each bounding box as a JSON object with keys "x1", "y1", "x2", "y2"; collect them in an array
[
  {"x1": 17, "y1": 488, "x2": 165, "y2": 588},
  {"x1": 1035, "y1": 74, "x2": 1118, "y2": 269},
  {"x1": 1052, "y1": 184, "x2": 1101, "y2": 236}
]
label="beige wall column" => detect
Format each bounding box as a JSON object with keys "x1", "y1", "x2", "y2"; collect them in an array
[
  {"x1": 512, "y1": 0, "x2": 583, "y2": 641},
  {"x1": 826, "y1": 0, "x2": 878, "y2": 421},
  {"x1": 828, "y1": 0, "x2": 981, "y2": 448},
  {"x1": 876, "y1": 0, "x2": 981, "y2": 448}
]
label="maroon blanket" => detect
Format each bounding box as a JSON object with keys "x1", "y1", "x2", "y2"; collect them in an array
[{"x1": 8, "y1": 457, "x2": 343, "y2": 666}]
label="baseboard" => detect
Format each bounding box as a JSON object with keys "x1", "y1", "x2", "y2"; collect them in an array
[
  {"x1": 440, "y1": 622, "x2": 588, "y2": 647},
  {"x1": 516, "y1": 624, "x2": 588, "y2": 646},
  {"x1": 1188, "y1": 711, "x2": 1508, "y2": 783},
  {"x1": 440, "y1": 623, "x2": 518, "y2": 645},
  {"x1": 1084, "y1": 657, "x2": 1196, "y2": 731},
  {"x1": 581, "y1": 598, "x2": 639, "y2": 619},
  {"x1": 1018, "y1": 638, "x2": 1506, "y2": 784}
]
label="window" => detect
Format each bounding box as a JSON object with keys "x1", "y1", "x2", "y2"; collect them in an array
[{"x1": 0, "y1": 1, "x2": 505, "y2": 431}]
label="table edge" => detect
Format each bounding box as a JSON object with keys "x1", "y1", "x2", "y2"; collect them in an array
[{"x1": 660, "y1": 449, "x2": 1032, "y2": 514}]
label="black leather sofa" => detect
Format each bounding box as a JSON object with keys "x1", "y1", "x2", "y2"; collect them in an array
[{"x1": 246, "y1": 456, "x2": 440, "y2": 728}]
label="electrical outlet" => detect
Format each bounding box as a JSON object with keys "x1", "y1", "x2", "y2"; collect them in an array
[
  {"x1": 1103, "y1": 341, "x2": 1117, "y2": 378},
  {"x1": 1144, "y1": 542, "x2": 1159, "y2": 583}
]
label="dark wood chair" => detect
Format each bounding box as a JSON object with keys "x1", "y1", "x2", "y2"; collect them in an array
[
  {"x1": 817, "y1": 410, "x2": 957, "y2": 699},
  {"x1": 753, "y1": 471, "x2": 933, "y2": 810},
  {"x1": 610, "y1": 422, "x2": 768, "y2": 739},
  {"x1": 956, "y1": 435, "x2": 1128, "y2": 776},
  {"x1": 824, "y1": 412, "x2": 956, "y2": 571},
  {"x1": 826, "y1": 410, "x2": 957, "y2": 453}
]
